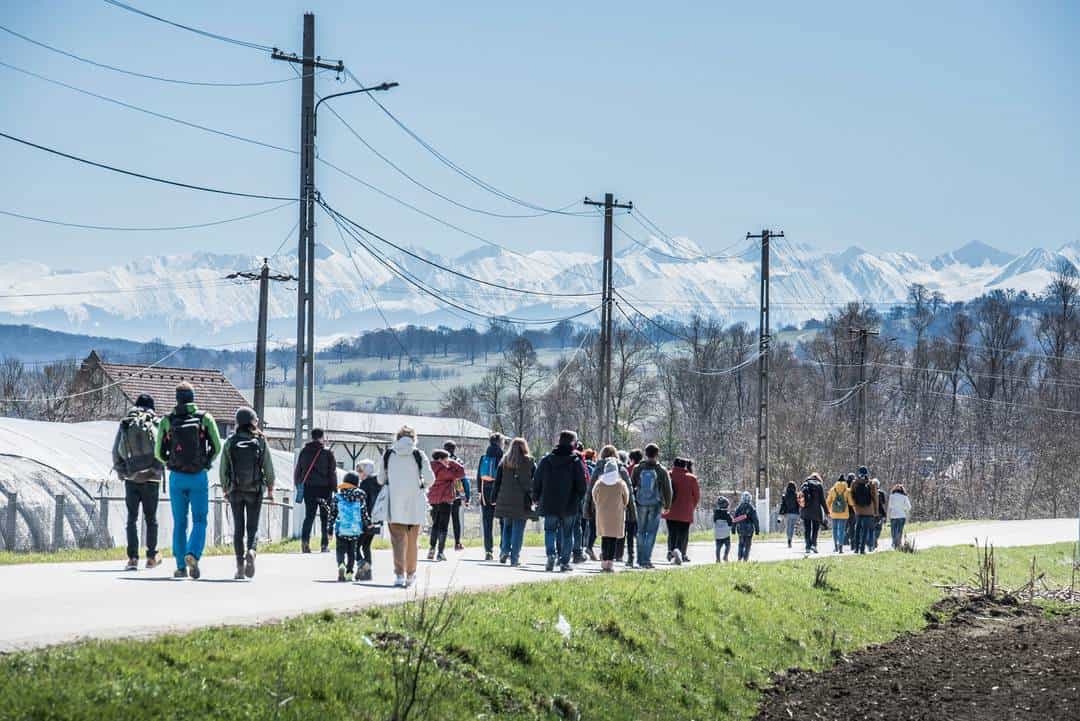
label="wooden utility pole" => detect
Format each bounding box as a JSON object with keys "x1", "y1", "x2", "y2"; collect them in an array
[
  {"x1": 849, "y1": 326, "x2": 879, "y2": 466},
  {"x1": 584, "y1": 193, "x2": 632, "y2": 445},
  {"x1": 271, "y1": 14, "x2": 343, "y2": 453},
  {"x1": 227, "y1": 260, "x2": 297, "y2": 424},
  {"x1": 747, "y1": 228, "x2": 783, "y2": 498}
]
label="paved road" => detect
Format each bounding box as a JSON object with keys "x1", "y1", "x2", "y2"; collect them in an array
[{"x1": 2, "y1": 519, "x2": 1076, "y2": 651}]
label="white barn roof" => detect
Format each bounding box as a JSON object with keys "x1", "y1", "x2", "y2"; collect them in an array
[{"x1": 262, "y1": 407, "x2": 490, "y2": 441}]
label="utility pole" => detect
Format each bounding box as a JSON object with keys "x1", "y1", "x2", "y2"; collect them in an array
[
  {"x1": 747, "y1": 228, "x2": 783, "y2": 499},
  {"x1": 227, "y1": 260, "x2": 298, "y2": 424},
  {"x1": 271, "y1": 15, "x2": 343, "y2": 453},
  {"x1": 849, "y1": 326, "x2": 880, "y2": 466},
  {"x1": 584, "y1": 193, "x2": 632, "y2": 445}
]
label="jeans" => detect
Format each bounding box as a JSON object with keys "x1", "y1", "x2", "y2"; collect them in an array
[
  {"x1": 451, "y1": 499, "x2": 463, "y2": 545},
  {"x1": 783, "y1": 513, "x2": 799, "y2": 544},
  {"x1": 715, "y1": 537, "x2": 731, "y2": 561},
  {"x1": 737, "y1": 534, "x2": 754, "y2": 561},
  {"x1": 853, "y1": 515, "x2": 875, "y2": 554},
  {"x1": 890, "y1": 518, "x2": 907, "y2": 548},
  {"x1": 124, "y1": 481, "x2": 159, "y2": 559},
  {"x1": 832, "y1": 518, "x2": 847, "y2": 550},
  {"x1": 870, "y1": 518, "x2": 884, "y2": 550},
  {"x1": 168, "y1": 470, "x2": 208, "y2": 570},
  {"x1": 429, "y1": 503, "x2": 453, "y2": 553},
  {"x1": 623, "y1": 520, "x2": 637, "y2": 563},
  {"x1": 499, "y1": 518, "x2": 526, "y2": 563},
  {"x1": 228, "y1": 491, "x2": 262, "y2": 561},
  {"x1": 636, "y1": 504, "x2": 662, "y2": 566},
  {"x1": 570, "y1": 512, "x2": 583, "y2": 557},
  {"x1": 481, "y1": 504, "x2": 497, "y2": 554},
  {"x1": 803, "y1": 518, "x2": 821, "y2": 552},
  {"x1": 544, "y1": 515, "x2": 575, "y2": 565},
  {"x1": 336, "y1": 535, "x2": 359, "y2": 572},
  {"x1": 583, "y1": 516, "x2": 597, "y2": 551},
  {"x1": 302, "y1": 485, "x2": 332, "y2": 548},
  {"x1": 667, "y1": 520, "x2": 691, "y2": 557}
]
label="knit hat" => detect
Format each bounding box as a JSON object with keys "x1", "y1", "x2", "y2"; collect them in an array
[
  {"x1": 716, "y1": 496, "x2": 729, "y2": 509},
  {"x1": 235, "y1": 406, "x2": 258, "y2": 428},
  {"x1": 857, "y1": 466, "x2": 869, "y2": 479},
  {"x1": 134, "y1": 393, "x2": 155, "y2": 410},
  {"x1": 176, "y1": 383, "x2": 195, "y2": 405},
  {"x1": 740, "y1": 491, "x2": 752, "y2": 503}
]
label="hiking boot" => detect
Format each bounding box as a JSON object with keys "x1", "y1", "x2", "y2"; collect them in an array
[
  {"x1": 184, "y1": 553, "x2": 200, "y2": 580},
  {"x1": 787, "y1": 540, "x2": 792, "y2": 548},
  {"x1": 625, "y1": 560, "x2": 635, "y2": 569},
  {"x1": 683, "y1": 555, "x2": 691, "y2": 563},
  {"x1": 234, "y1": 562, "x2": 245, "y2": 581},
  {"x1": 499, "y1": 553, "x2": 509, "y2": 564},
  {"x1": 338, "y1": 564, "x2": 347, "y2": 582},
  {"x1": 436, "y1": 552, "x2": 447, "y2": 562},
  {"x1": 145, "y1": 553, "x2": 162, "y2": 569},
  {"x1": 173, "y1": 567, "x2": 188, "y2": 579},
  {"x1": 302, "y1": 543, "x2": 312, "y2": 554},
  {"x1": 358, "y1": 566, "x2": 372, "y2": 582},
  {"x1": 245, "y1": 549, "x2": 257, "y2": 578},
  {"x1": 320, "y1": 544, "x2": 330, "y2": 554},
  {"x1": 672, "y1": 549, "x2": 683, "y2": 566},
  {"x1": 559, "y1": 563, "x2": 572, "y2": 573},
  {"x1": 454, "y1": 543, "x2": 465, "y2": 552},
  {"x1": 545, "y1": 555, "x2": 556, "y2": 572},
  {"x1": 344, "y1": 571, "x2": 354, "y2": 582},
  {"x1": 667, "y1": 551, "x2": 674, "y2": 562},
  {"x1": 125, "y1": 558, "x2": 139, "y2": 571},
  {"x1": 811, "y1": 546, "x2": 819, "y2": 554},
  {"x1": 427, "y1": 548, "x2": 436, "y2": 561},
  {"x1": 572, "y1": 552, "x2": 586, "y2": 565},
  {"x1": 484, "y1": 552, "x2": 494, "y2": 561}
]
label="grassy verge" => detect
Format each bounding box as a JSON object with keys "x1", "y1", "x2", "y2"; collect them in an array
[{"x1": 2, "y1": 542, "x2": 1074, "y2": 721}]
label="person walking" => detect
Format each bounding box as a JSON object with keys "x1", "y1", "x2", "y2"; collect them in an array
[
  {"x1": 623, "y1": 448, "x2": 643, "y2": 566},
  {"x1": 294, "y1": 428, "x2": 338, "y2": 554},
  {"x1": 219, "y1": 407, "x2": 275, "y2": 580},
  {"x1": 443, "y1": 441, "x2": 470, "y2": 552},
  {"x1": 630, "y1": 443, "x2": 672, "y2": 569},
  {"x1": 155, "y1": 382, "x2": 221, "y2": 580},
  {"x1": 663, "y1": 457, "x2": 700, "y2": 565},
  {"x1": 778, "y1": 481, "x2": 800, "y2": 548},
  {"x1": 427, "y1": 449, "x2": 465, "y2": 562},
  {"x1": 329, "y1": 471, "x2": 368, "y2": 582},
  {"x1": 492, "y1": 437, "x2": 537, "y2": 566},
  {"x1": 382, "y1": 426, "x2": 434, "y2": 588},
  {"x1": 871, "y1": 478, "x2": 888, "y2": 551},
  {"x1": 799, "y1": 473, "x2": 828, "y2": 554},
  {"x1": 713, "y1": 496, "x2": 734, "y2": 562},
  {"x1": 825, "y1": 474, "x2": 851, "y2": 553},
  {"x1": 591, "y1": 450, "x2": 630, "y2": 573},
  {"x1": 476, "y1": 434, "x2": 504, "y2": 561},
  {"x1": 849, "y1": 467, "x2": 878, "y2": 554},
  {"x1": 887, "y1": 483, "x2": 912, "y2": 549},
  {"x1": 533, "y1": 430, "x2": 587, "y2": 573},
  {"x1": 355, "y1": 459, "x2": 381, "y2": 581},
  {"x1": 732, "y1": 491, "x2": 760, "y2": 561},
  {"x1": 111, "y1": 393, "x2": 163, "y2": 571}
]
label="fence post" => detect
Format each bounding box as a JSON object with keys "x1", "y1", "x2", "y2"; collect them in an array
[
  {"x1": 53, "y1": 494, "x2": 66, "y2": 551},
  {"x1": 212, "y1": 485, "x2": 223, "y2": 547},
  {"x1": 280, "y1": 490, "x2": 291, "y2": 540},
  {"x1": 3, "y1": 491, "x2": 15, "y2": 550},
  {"x1": 98, "y1": 494, "x2": 110, "y2": 547}
]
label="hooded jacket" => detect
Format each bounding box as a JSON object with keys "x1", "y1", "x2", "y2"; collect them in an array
[
  {"x1": 778, "y1": 483, "x2": 800, "y2": 515},
  {"x1": 329, "y1": 482, "x2": 368, "y2": 538},
  {"x1": 427, "y1": 458, "x2": 465, "y2": 506},
  {"x1": 382, "y1": 436, "x2": 434, "y2": 525},
  {"x1": 850, "y1": 477, "x2": 878, "y2": 516},
  {"x1": 591, "y1": 459, "x2": 630, "y2": 539},
  {"x1": 733, "y1": 494, "x2": 760, "y2": 536},
  {"x1": 663, "y1": 467, "x2": 701, "y2": 523},
  {"x1": 533, "y1": 444, "x2": 587, "y2": 518},
  {"x1": 799, "y1": 474, "x2": 828, "y2": 523},
  {"x1": 477, "y1": 441, "x2": 504, "y2": 505},
  {"x1": 826, "y1": 480, "x2": 851, "y2": 519},
  {"x1": 359, "y1": 473, "x2": 382, "y2": 531},
  {"x1": 713, "y1": 498, "x2": 734, "y2": 540},
  {"x1": 293, "y1": 440, "x2": 337, "y2": 488},
  {"x1": 493, "y1": 457, "x2": 538, "y2": 520}
]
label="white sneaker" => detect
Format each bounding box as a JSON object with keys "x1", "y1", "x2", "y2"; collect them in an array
[
  {"x1": 393, "y1": 575, "x2": 405, "y2": 587},
  {"x1": 405, "y1": 574, "x2": 416, "y2": 588}
]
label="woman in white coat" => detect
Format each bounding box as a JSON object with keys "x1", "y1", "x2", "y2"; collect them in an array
[
  {"x1": 887, "y1": 483, "x2": 912, "y2": 549},
  {"x1": 381, "y1": 425, "x2": 434, "y2": 587}
]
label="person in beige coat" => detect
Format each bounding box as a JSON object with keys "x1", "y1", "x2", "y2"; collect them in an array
[{"x1": 590, "y1": 445, "x2": 631, "y2": 573}]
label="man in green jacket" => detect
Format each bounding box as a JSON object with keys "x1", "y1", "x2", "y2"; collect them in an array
[{"x1": 154, "y1": 382, "x2": 222, "y2": 579}]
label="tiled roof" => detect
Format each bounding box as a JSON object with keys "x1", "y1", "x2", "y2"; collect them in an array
[{"x1": 96, "y1": 360, "x2": 249, "y2": 424}]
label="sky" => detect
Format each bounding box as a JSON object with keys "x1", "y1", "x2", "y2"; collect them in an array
[{"x1": 1, "y1": 0, "x2": 1077, "y2": 269}]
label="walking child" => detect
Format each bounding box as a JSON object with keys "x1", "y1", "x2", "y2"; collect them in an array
[
  {"x1": 329, "y1": 472, "x2": 368, "y2": 582},
  {"x1": 713, "y1": 495, "x2": 734, "y2": 562},
  {"x1": 732, "y1": 491, "x2": 760, "y2": 561}
]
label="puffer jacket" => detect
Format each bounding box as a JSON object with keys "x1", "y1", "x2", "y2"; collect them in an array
[
  {"x1": 382, "y1": 436, "x2": 434, "y2": 525},
  {"x1": 330, "y1": 484, "x2": 368, "y2": 538},
  {"x1": 826, "y1": 480, "x2": 850, "y2": 519},
  {"x1": 799, "y1": 475, "x2": 828, "y2": 523},
  {"x1": 533, "y1": 444, "x2": 587, "y2": 518}
]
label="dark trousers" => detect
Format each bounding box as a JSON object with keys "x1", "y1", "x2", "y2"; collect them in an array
[
  {"x1": 302, "y1": 485, "x2": 332, "y2": 548},
  {"x1": 336, "y1": 535, "x2": 359, "y2": 572},
  {"x1": 429, "y1": 503, "x2": 453, "y2": 553},
  {"x1": 358, "y1": 531, "x2": 376, "y2": 567},
  {"x1": 715, "y1": 537, "x2": 731, "y2": 561},
  {"x1": 803, "y1": 518, "x2": 821, "y2": 551},
  {"x1": 737, "y1": 534, "x2": 754, "y2": 561},
  {"x1": 451, "y1": 499, "x2": 463, "y2": 545},
  {"x1": 584, "y1": 516, "x2": 597, "y2": 551},
  {"x1": 124, "y1": 481, "x2": 159, "y2": 559},
  {"x1": 600, "y1": 536, "x2": 622, "y2": 561},
  {"x1": 571, "y1": 512, "x2": 583, "y2": 555},
  {"x1": 667, "y1": 520, "x2": 691, "y2": 557},
  {"x1": 481, "y1": 504, "x2": 497, "y2": 553},
  {"x1": 853, "y1": 515, "x2": 874, "y2": 554},
  {"x1": 623, "y1": 520, "x2": 637, "y2": 562},
  {"x1": 229, "y1": 492, "x2": 262, "y2": 561}
]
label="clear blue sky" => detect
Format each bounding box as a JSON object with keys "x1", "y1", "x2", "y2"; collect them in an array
[{"x1": 1, "y1": 0, "x2": 1077, "y2": 269}]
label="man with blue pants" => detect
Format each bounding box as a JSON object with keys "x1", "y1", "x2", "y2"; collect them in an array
[
  {"x1": 630, "y1": 443, "x2": 672, "y2": 569},
  {"x1": 533, "y1": 430, "x2": 587, "y2": 573},
  {"x1": 155, "y1": 381, "x2": 221, "y2": 579}
]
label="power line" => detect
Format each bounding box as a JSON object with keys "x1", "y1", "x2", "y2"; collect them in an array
[
  {"x1": 0, "y1": 201, "x2": 294, "y2": 233},
  {"x1": 0, "y1": 279, "x2": 242, "y2": 300},
  {"x1": 0, "y1": 131, "x2": 296, "y2": 201},
  {"x1": 101, "y1": 0, "x2": 276, "y2": 52},
  {"x1": 0, "y1": 24, "x2": 295, "y2": 87},
  {"x1": 614, "y1": 221, "x2": 740, "y2": 262},
  {"x1": 881, "y1": 383, "x2": 1080, "y2": 417}
]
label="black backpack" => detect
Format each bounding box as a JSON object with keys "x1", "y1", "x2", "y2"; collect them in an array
[
  {"x1": 115, "y1": 409, "x2": 159, "y2": 480},
  {"x1": 165, "y1": 410, "x2": 210, "y2": 473},
  {"x1": 383, "y1": 447, "x2": 424, "y2": 475},
  {"x1": 853, "y1": 481, "x2": 872, "y2": 507},
  {"x1": 228, "y1": 436, "x2": 264, "y2": 493}
]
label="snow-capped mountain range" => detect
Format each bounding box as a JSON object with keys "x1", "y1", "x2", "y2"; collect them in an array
[{"x1": 2, "y1": 238, "x2": 1078, "y2": 346}]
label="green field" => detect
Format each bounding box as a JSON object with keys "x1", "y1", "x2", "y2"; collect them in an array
[{"x1": 2, "y1": 542, "x2": 1074, "y2": 721}]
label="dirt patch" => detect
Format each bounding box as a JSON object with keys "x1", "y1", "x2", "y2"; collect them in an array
[{"x1": 755, "y1": 598, "x2": 1080, "y2": 721}]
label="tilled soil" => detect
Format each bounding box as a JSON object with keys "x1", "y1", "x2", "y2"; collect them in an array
[{"x1": 755, "y1": 597, "x2": 1080, "y2": 721}]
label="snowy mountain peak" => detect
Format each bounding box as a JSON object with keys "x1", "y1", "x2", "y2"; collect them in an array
[{"x1": 931, "y1": 240, "x2": 1015, "y2": 270}]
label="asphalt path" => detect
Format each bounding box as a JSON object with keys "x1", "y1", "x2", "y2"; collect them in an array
[{"x1": 1, "y1": 518, "x2": 1076, "y2": 651}]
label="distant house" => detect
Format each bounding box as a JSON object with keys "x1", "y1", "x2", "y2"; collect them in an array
[{"x1": 72, "y1": 351, "x2": 249, "y2": 436}]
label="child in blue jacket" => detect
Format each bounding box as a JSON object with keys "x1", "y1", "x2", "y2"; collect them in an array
[{"x1": 328, "y1": 472, "x2": 369, "y2": 582}]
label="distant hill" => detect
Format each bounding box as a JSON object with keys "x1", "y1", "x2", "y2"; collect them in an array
[{"x1": 0, "y1": 324, "x2": 152, "y2": 364}]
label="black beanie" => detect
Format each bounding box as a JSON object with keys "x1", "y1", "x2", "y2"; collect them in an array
[
  {"x1": 135, "y1": 393, "x2": 155, "y2": 410},
  {"x1": 176, "y1": 386, "x2": 195, "y2": 405}
]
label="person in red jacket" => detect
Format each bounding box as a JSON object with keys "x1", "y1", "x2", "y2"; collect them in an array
[
  {"x1": 663, "y1": 457, "x2": 701, "y2": 564},
  {"x1": 427, "y1": 449, "x2": 464, "y2": 561}
]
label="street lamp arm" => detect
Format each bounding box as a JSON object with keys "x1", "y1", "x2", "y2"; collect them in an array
[{"x1": 314, "y1": 82, "x2": 399, "y2": 134}]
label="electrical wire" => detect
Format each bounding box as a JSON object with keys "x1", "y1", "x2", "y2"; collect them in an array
[
  {"x1": 101, "y1": 0, "x2": 276, "y2": 52},
  {"x1": 0, "y1": 201, "x2": 294, "y2": 233},
  {"x1": 535, "y1": 329, "x2": 594, "y2": 396},
  {"x1": 0, "y1": 131, "x2": 296, "y2": 201},
  {"x1": 614, "y1": 222, "x2": 741, "y2": 262},
  {"x1": 0, "y1": 24, "x2": 294, "y2": 87},
  {"x1": 0, "y1": 279, "x2": 242, "y2": 300},
  {"x1": 881, "y1": 383, "x2": 1080, "y2": 417}
]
